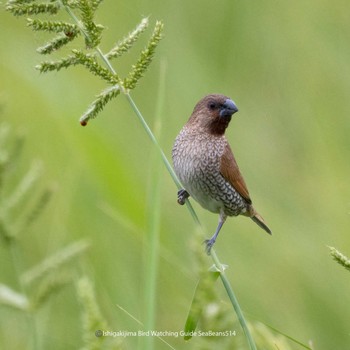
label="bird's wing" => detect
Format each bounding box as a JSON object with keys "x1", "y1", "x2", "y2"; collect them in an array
[{"x1": 220, "y1": 141, "x2": 252, "y2": 204}]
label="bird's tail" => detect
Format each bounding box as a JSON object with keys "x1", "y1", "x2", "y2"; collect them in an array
[{"x1": 251, "y1": 212, "x2": 272, "y2": 235}]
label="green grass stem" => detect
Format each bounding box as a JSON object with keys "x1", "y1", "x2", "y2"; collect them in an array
[
  {"x1": 140, "y1": 60, "x2": 166, "y2": 350},
  {"x1": 211, "y1": 249, "x2": 257, "y2": 350},
  {"x1": 329, "y1": 246, "x2": 350, "y2": 272}
]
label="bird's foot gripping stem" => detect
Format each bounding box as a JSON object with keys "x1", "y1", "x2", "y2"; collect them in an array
[
  {"x1": 177, "y1": 189, "x2": 190, "y2": 205},
  {"x1": 204, "y1": 238, "x2": 216, "y2": 255}
]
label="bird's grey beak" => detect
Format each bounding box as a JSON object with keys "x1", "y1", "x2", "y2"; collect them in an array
[{"x1": 220, "y1": 99, "x2": 239, "y2": 118}]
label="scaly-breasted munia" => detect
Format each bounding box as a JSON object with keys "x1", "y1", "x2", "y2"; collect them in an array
[{"x1": 172, "y1": 94, "x2": 271, "y2": 254}]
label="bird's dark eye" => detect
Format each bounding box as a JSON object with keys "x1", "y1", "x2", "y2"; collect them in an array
[{"x1": 208, "y1": 102, "x2": 217, "y2": 110}]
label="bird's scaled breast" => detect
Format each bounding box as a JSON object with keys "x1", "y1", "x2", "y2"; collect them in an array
[
  {"x1": 173, "y1": 131, "x2": 226, "y2": 212},
  {"x1": 173, "y1": 131, "x2": 222, "y2": 181},
  {"x1": 172, "y1": 129, "x2": 247, "y2": 216}
]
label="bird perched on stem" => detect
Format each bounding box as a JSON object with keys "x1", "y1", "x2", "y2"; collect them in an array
[{"x1": 172, "y1": 94, "x2": 271, "y2": 254}]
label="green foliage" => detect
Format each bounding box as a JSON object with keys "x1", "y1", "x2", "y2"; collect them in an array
[
  {"x1": 329, "y1": 247, "x2": 350, "y2": 273},
  {"x1": 35, "y1": 53, "x2": 87, "y2": 72},
  {"x1": 0, "y1": 283, "x2": 29, "y2": 311},
  {"x1": 27, "y1": 17, "x2": 81, "y2": 54},
  {"x1": 30, "y1": 270, "x2": 73, "y2": 309},
  {"x1": 5, "y1": 0, "x2": 164, "y2": 125},
  {"x1": 72, "y1": 50, "x2": 119, "y2": 83},
  {"x1": 77, "y1": 276, "x2": 108, "y2": 349},
  {"x1": 182, "y1": 239, "x2": 304, "y2": 349},
  {"x1": 6, "y1": 1, "x2": 60, "y2": 16},
  {"x1": 0, "y1": 124, "x2": 51, "y2": 242},
  {"x1": 248, "y1": 323, "x2": 296, "y2": 350},
  {"x1": 124, "y1": 21, "x2": 164, "y2": 90},
  {"x1": 0, "y1": 123, "x2": 105, "y2": 348},
  {"x1": 37, "y1": 32, "x2": 77, "y2": 54},
  {"x1": 105, "y1": 18, "x2": 149, "y2": 61},
  {"x1": 77, "y1": 276, "x2": 121, "y2": 350},
  {"x1": 184, "y1": 270, "x2": 220, "y2": 340},
  {"x1": 76, "y1": 0, "x2": 104, "y2": 48},
  {"x1": 27, "y1": 18, "x2": 79, "y2": 34},
  {"x1": 21, "y1": 240, "x2": 90, "y2": 285},
  {"x1": 80, "y1": 85, "x2": 120, "y2": 124}
]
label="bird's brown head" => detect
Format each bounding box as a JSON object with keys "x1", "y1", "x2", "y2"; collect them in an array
[{"x1": 187, "y1": 94, "x2": 238, "y2": 135}]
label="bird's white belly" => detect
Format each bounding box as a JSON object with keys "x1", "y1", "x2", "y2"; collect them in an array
[{"x1": 187, "y1": 185, "x2": 223, "y2": 214}]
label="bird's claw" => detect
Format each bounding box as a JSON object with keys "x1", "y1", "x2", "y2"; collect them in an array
[
  {"x1": 177, "y1": 189, "x2": 190, "y2": 205},
  {"x1": 204, "y1": 238, "x2": 216, "y2": 255}
]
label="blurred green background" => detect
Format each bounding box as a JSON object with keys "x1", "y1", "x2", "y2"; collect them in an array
[{"x1": 1, "y1": 1, "x2": 350, "y2": 349}]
